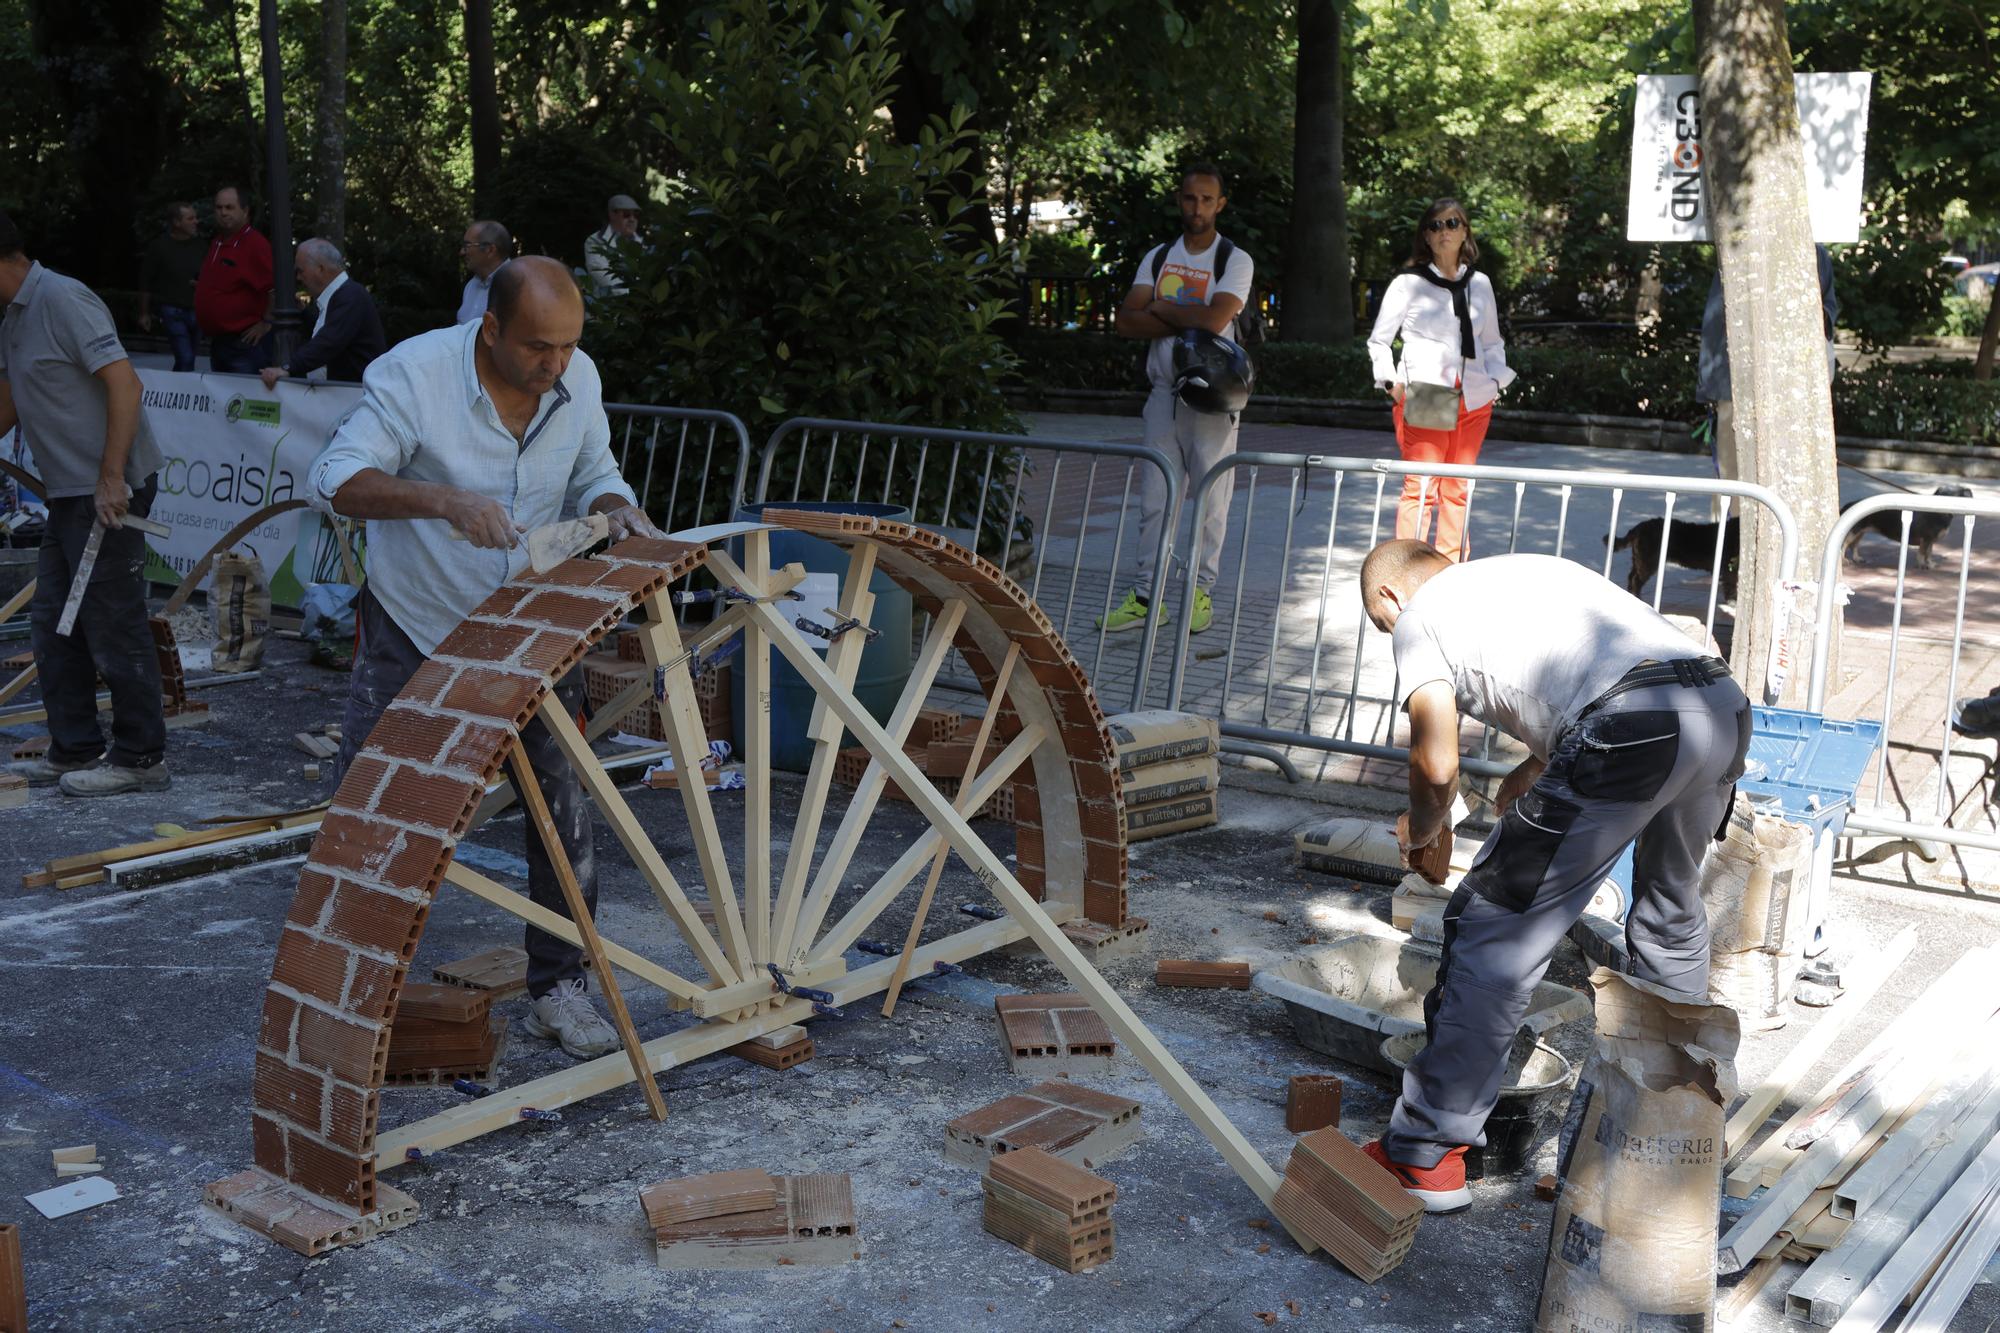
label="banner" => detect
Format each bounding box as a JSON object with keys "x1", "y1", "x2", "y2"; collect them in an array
[
  {"x1": 1626, "y1": 72, "x2": 1871, "y2": 244},
  {"x1": 133, "y1": 371, "x2": 362, "y2": 606}
]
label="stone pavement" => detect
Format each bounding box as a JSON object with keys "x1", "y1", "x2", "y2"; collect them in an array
[{"x1": 1013, "y1": 410, "x2": 2000, "y2": 891}]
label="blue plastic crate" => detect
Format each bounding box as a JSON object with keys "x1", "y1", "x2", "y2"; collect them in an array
[{"x1": 1738, "y1": 706, "x2": 1884, "y2": 824}]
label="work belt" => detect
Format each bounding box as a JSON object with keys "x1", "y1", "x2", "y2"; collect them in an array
[{"x1": 1577, "y1": 655, "x2": 1732, "y2": 722}]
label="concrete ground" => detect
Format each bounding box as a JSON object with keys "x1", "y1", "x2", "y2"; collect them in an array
[{"x1": 5, "y1": 628, "x2": 2000, "y2": 1330}]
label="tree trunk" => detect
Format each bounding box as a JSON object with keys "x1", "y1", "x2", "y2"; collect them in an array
[
  {"x1": 1282, "y1": 0, "x2": 1353, "y2": 342},
  {"x1": 465, "y1": 0, "x2": 501, "y2": 214},
  {"x1": 1696, "y1": 0, "x2": 1839, "y2": 705},
  {"x1": 1975, "y1": 281, "x2": 2000, "y2": 380},
  {"x1": 315, "y1": 0, "x2": 347, "y2": 249}
]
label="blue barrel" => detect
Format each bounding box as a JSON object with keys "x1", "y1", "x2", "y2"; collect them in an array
[{"x1": 731, "y1": 502, "x2": 914, "y2": 773}]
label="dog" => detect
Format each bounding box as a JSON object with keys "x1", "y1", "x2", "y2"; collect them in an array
[
  {"x1": 1841, "y1": 484, "x2": 1973, "y2": 570},
  {"x1": 1607, "y1": 517, "x2": 1738, "y2": 600}
]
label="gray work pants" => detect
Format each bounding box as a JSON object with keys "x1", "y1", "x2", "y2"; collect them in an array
[
  {"x1": 1383, "y1": 673, "x2": 1752, "y2": 1168},
  {"x1": 332, "y1": 585, "x2": 598, "y2": 1000},
  {"x1": 1133, "y1": 384, "x2": 1240, "y2": 593}
]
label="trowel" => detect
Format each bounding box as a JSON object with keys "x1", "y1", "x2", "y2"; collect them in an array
[{"x1": 451, "y1": 512, "x2": 611, "y2": 573}]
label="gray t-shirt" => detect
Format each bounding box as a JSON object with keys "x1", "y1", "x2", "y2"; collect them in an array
[
  {"x1": 0, "y1": 263, "x2": 163, "y2": 498},
  {"x1": 1391, "y1": 554, "x2": 1702, "y2": 760}
]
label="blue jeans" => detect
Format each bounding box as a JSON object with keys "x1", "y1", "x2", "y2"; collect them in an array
[
  {"x1": 208, "y1": 329, "x2": 269, "y2": 375},
  {"x1": 158, "y1": 305, "x2": 199, "y2": 372}
]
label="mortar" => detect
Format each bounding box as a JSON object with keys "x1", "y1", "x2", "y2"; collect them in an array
[
  {"x1": 1251, "y1": 934, "x2": 1592, "y2": 1075},
  {"x1": 1380, "y1": 1031, "x2": 1575, "y2": 1176}
]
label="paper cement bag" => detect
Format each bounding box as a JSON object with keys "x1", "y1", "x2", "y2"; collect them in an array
[
  {"x1": 1536, "y1": 969, "x2": 1740, "y2": 1333},
  {"x1": 209, "y1": 549, "x2": 270, "y2": 673},
  {"x1": 1104, "y1": 710, "x2": 1219, "y2": 772},
  {"x1": 1119, "y1": 755, "x2": 1219, "y2": 807}
]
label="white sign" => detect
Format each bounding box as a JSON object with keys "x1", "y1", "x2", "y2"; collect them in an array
[
  {"x1": 132, "y1": 371, "x2": 362, "y2": 606},
  {"x1": 1626, "y1": 72, "x2": 1871, "y2": 243}
]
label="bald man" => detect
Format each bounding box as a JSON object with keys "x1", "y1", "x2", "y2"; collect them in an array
[
  {"x1": 259, "y1": 238, "x2": 384, "y2": 387},
  {"x1": 306, "y1": 256, "x2": 664, "y2": 1060},
  {"x1": 1356, "y1": 539, "x2": 1749, "y2": 1213}
]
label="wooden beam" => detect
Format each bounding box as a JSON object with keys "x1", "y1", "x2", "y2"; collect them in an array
[
  {"x1": 882, "y1": 642, "x2": 1019, "y2": 1018},
  {"x1": 506, "y1": 748, "x2": 668, "y2": 1121},
  {"x1": 740, "y1": 597, "x2": 1300, "y2": 1242},
  {"x1": 0, "y1": 576, "x2": 33, "y2": 624},
  {"x1": 769, "y1": 541, "x2": 877, "y2": 969},
  {"x1": 785, "y1": 598, "x2": 968, "y2": 965},
  {"x1": 535, "y1": 698, "x2": 739, "y2": 988},
  {"x1": 808, "y1": 723, "x2": 1044, "y2": 966},
  {"x1": 0, "y1": 660, "x2": 38, "y2": 709},
  {"x1": 441, "y1": 860, "x2": 705, "y2": 1006},
  {"x1": 735, "y1": 535, "x2": 773, "y2": 961},
  {"x1": 689, "y1": 956, "x2": 844, "y2": 1020}
]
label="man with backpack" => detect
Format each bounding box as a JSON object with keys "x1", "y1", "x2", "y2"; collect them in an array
[{"x1": 1102, "y1": 162, "x2": 1255, "y2": 637}]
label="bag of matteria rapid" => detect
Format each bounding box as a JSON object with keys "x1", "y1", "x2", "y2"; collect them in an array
[
  {"x1": 209, "y1": 549, "x2": 270, "y2": 673},
  {"x1": 1537, "y1": 969, "x2": 1739, "y2": 1333}
]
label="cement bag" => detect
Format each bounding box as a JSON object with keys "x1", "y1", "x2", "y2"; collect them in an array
[
  {"x1": 1701, "y1": 801, "x2": 1811, "y2": 956},
  {"x1": 209, "y1": 550, "x2": 270, "y2": 673},
  {"x1": 1104, "y1": 710, "x2": 1218, "y2": 771},
  {"x1": 1537, "y1": 969, "x2": 1739, "y2": 1333}
]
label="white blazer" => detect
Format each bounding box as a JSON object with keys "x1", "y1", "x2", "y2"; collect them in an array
[{"x1": 1366, "y1": 265, "x2": 1517, "y2": 411}]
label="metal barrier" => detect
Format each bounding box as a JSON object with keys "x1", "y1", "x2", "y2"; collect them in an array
[
  {"x1": 1160, "y1": 451, "x2": 1798, "y2": 778},
  {"x1": 753, "y1": 418, "x2": 1180, "y2": 711},
  {"x1": 605, "y1": 404, "x2": 754, "y2": 533},
  {"x1": 1807, "y1": 492, "x2": 2000, "y2": 854}
]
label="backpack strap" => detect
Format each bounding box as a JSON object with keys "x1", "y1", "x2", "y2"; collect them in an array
[{"x1": 1149, "y1": 243, "x2": 1167, "y2": 287}]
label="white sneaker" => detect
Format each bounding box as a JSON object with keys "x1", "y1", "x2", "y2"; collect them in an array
[{"x1": 525, "y1": 977, "x2": 621, "y2": 1059}]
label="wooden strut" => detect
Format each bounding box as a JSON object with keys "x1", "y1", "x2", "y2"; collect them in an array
[
  {"x1": 506, "y1": 746, "x2": 668, "y2": 1122},
  {"x1": 881, "y1": 641, "x2": 1021, "y2": 1018}
]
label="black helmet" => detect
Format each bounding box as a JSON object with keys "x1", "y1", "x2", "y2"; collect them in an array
[{"x1": 1171, "y1": 329, "x2": 1255, "y2": 415}]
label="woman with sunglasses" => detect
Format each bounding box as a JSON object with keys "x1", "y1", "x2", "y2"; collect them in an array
[{"x1": 1365, "y1": 199, "x2": 1516, "y2": 561}]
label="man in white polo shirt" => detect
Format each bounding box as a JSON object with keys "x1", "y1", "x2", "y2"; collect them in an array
[
  {"x1": 1356, "y1": 539, "x2": 1750, "y2": 1214},
  {"x1": 307, "y1": 256, "x2": 662, "y2": 1060}
]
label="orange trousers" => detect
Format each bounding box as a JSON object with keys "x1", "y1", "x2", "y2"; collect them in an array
[{"x1": 1392, "y1": 397, "x2": 1493, "y2": 562}]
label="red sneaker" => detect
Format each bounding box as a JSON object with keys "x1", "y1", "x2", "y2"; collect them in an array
[{"x1": 1363, "y1": 1140, "x2": 1472, "y2": 1215}]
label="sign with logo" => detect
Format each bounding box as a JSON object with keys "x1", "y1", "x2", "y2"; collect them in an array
[
  {"x1": 133, "y1": 371, "x2": 362, "y2": 606},
  {"x1": 1626, "y1": 73, "x2": 1871, "y2": 243}
]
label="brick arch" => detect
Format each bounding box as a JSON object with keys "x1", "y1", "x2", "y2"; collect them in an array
[{"x1": 210, "y1": 516, "x2": 1128, "y2": 1253}]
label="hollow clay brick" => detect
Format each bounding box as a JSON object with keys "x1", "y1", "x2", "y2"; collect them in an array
[
  {"x1": 291, "y1": 868, "x2": 339, "y2": 930},
  {"x1": 434, "y1": 621, "x2": 533, "y2": 664},
  {"x1": 284, "y1": 1127, "x2": 372, "y2": 1213},
  {"x1": 516, "y1": 589, "x2": 624, "y2": 634},
  {"x1": 328, "y1": 755, "x2": 392, "y2": 814},
  {"x1": 1156, "y1": 960, "x2": 1253, "y2": 990},
  {"x1": 321, "y1": 881, "x2": 427, "y2": 956},
  {"x1": 401, "y1": 659, "x2": 461, "y2": 707},
  {"x1": 325, "y1": 1082, "x2": 377, "y2": 1151},
  {"x1": 378, "y1": 765, "x2": 483, "y2": 836},
  {"x1": 251, "y1": 1112, "x2": 288, "y2": 1178},
  {"x1": 439, "y1": 665, "x2": 544, "y2": 724},
  {"x1": 271, "y1": 928, "x2": 355, "y2": 1006},
  {"x1": 342, "y1": 952, "x2": 406, "y2": 1022},
  {"x1": 396, "y1": 982, "x2": 491, "y2": 1025},
  {"x1": 366, "y1": 707, "x2": 461, "y2": 767},
  {"x1": 253, "y1": 1050, "x2": 327, "y2": 1127},
  {"x1": 1285, "y1": 1075, "x2": 1342, "y2": 1134},
  {"x1": 468, "y1": 586, "x2": 532, "y2": 619},
  {"x1": 296, "y1": 1006, "x2": 386, "y2": 1088},
  {"x1": 439, "y1": 719, "x2": 511, "y2": 778},
  {"x1": 986, "y1": 1146, "x2": 1115, "y2": 1219},
  {"x1": 259, "y1": 990, "x2": 300, "y2": 1058},
  {"x1": 518, "y1": 629, "x2": 587, "y2": 675}
]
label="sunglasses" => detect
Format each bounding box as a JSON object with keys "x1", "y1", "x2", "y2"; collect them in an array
[{"x1": 1425, "y1": 217, "x2": 1466, "y2": 232}]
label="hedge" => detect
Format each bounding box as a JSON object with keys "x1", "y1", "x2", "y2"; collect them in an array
[{"x1": 1006, "y1": 331, "x2": 2000, "y2": 446}]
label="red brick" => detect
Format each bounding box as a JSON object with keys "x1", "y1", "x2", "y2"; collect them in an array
[
  {"x1": 1012, "y1": 781, "x2": 1042, "y2": 825},
  {"x1": 400, "y1": 659, "x2": 460, "y2": 707},
  {"x1": 1015, "y1": 826, "x2": 1044, "y2": 870},
  {"x1": 520, "y1": 558, "x2": 613, "y2": 589},
  {"x1": 254, "y1": 1050, "x2": 327, "y2": 1128},
  {"x1": 310, "y1": 812, "x2": 404, "y2": 884},
  {"x1": 284, "y1": 1127, "x2": 372, "y2": 1212},
  {"x1": 296, "y1": 1006, "x2": 385, "y2": 1087},
  {"x1": 327, "y1": 755, "x2": 391, "y2": 816},
  {"x1": 1077, "y1": 798, "x2": 1123, "y2": 844},
  {"x1": 607, "y1": 536, "x2": 702, "y2": 566},
  {"x1": 259, "y1": 990, "x2": 300, "y2": 1057},
  {"x1": 433, "y1": 621, "x2": 534, "y2": 665},
  {"x1": 1016, "y1": 862, "x2": 1046, "y2": 900},
  {"x1": 440, "y1": 665, "x2": 544, "y2": 724},
  {"x1": 290, "y1": 868, "x2": 340, "y2": 931},
  {"x1": 345, "y1": 952, "x2": 406, "y2": 1021},
  {"x1": 322, "y1": 881, "x2": 426, "y2": 957},
  {"x1": 518, "y1": 630, "x2": 586, "y2": 675},
  {"x1": 325, "y1": 1081, "x2": 378, "y2": 1151},
  {"x1": 365, "y1": 707, "x2": 461, "y2": 766},
  {"x1": 584, "y1": 562, "x2": 664, "y2": 596},
  {"x1": 378, "y1": 766, "x2": 482, "y2": 836},
  {"x1": 252, "y1": 1112, "x2": 288, "y2": 1177},
  {"x1": 515, "y1": 589, "x2": 623, "y2": 634},
  {"x1": 271, "y1": 928, "x2": 355, "y2": 1006},
  {"x1": 469, "y1": 586, "x2": 533, "y2": 619},
  {"x1": 440, "y1": 718, "x2": 510, "y2": 778}
]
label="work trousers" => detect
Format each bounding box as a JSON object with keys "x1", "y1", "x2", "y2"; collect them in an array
[
  {"x1": 333, "y1": 585, "x2": 597, "y2": 999},
  {"x1": 31, "y1": 478, "x2": 167, "y2": 769},
  {"x1": 1392, "y1": 398, "x2": 1492, "y2": 563},
  {"x1": 1134, "y1": 385, "x2": 1241, "y2": 593},
  {"x1": 1382, "y1": 670, "x2": 1751, "y2": 1168},
  {"x1": 208, "y1": 329, "x2": 269, "y2": 375}
]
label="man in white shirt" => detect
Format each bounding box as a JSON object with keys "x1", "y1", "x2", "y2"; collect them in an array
[
  {"x1": 1101, "y1": 164, "x2": 1253, "y2": 637},
  {"x1": 1357, "y1": 540, "x2": 1750, "y2": 1214},
  {"x1": 457, "y1": 220, "x2": 512, "y2": 325},
  {"x1": 259, "y1": 238, "x2": 385, "y2": 386},
  {"x1": 583, "y1": 194, "x2": 641, "y2": 298},
  {"x1": 307, "y1": 256, "x2": 664, "y2": 1062}
]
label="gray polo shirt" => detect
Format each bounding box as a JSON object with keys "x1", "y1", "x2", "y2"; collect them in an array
[{"x1": 0, "y1": 262, "x2": 163, "y2": 498}]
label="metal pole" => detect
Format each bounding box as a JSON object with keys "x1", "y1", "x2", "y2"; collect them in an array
[{"x1": 260, "y1": 0, "x2": 300, "y2": 368}]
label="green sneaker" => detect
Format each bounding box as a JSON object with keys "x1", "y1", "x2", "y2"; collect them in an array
[
  {"x1": 1190, "y1": 587, "x2": 1214, "y2": 634},
  {"x1": 1098, "y1": 589, "x2": 1158, "y2": 634}
]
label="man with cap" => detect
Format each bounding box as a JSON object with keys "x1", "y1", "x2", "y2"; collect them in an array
[
  {"x1": 1354, "y1": 538, "x2": 1750, "y2": 1214},
  {"x1": 583, "y1": 194, "x2": 641, "y2": 298}
]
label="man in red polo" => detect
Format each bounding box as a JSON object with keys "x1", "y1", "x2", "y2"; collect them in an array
[{"x1": 193, "y1": 185, "x2": 273, "y2": 375}]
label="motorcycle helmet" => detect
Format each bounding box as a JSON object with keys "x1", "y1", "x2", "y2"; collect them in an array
[{"x1": 1171, "y1": 329, "x2": 1255, "y2": 415}]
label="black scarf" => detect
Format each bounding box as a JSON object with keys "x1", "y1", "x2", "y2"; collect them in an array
[{"x1": 1412, "y1": 264, "x2": 1476, "y2": 360}]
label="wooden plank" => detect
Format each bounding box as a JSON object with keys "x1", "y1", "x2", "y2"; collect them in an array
[
  {"x1": 882, "y1": 642, "x2": 1021, "y2": 1018},
  {"x1": 742, "y1": 597, "x2": 1301, "y2": 1244},
  {"x1": 738, "y1": 533, "x2": 773, "y2": 961},
  {"x1": 507, "y1": 747, "x2": 667, "y2": 1122},
  {"x1": 536, "y1": 699, "x2": 739, "y2": 988},
  {"x1": 0, "y1": 661, "x2": 37, "y2": 709},
  {"x1": 769, "y1": 542, "x2": 877, "y2": 967},
  {"x1": 808, "y1": 723, "x2": 1045, "y2": 966},
  {"x1": 440, "y1": 860, "x2": 705, "y2": 1006},
  {"x1": 1716, "y1": 1253, "x2": 1783, "y2": 1325},
  {"x1": 1724, "y1": 926, "x2": 1915, "y2": 1163},
  {"x1": 633, "y1": 589, "x2": 752, "y2": 975},
  {"x1": 786, "y1": 598, "x2": 968, "y2": 966}
]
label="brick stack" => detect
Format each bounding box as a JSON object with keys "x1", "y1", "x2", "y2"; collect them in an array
[
  {"x1": 981, "y1": 1146, "x2": 1116, "y2": 1273},
  {"x1": 1271, "y1": 1127, "x2": 1423, "y2": 1282},
  {"x1": 581, "y1": 647, "x2": 733, "y2": 747},
  {"x1": 945, "y1": 1080, "x2": 1143, "y2": 1170},
  {"x1": 994, "y1": 993, "x2": 1117, "y2": 1075},
  {"x1": 1155, "y1": 960, "x2": 1251, "y2": 989},
  {"x1": 1107, "y1": 710, "x2": 1217, "y2": 841},
  {"x1": 645, "y1": 1171, "x2": 860, "y2": 1269},
  {"x1": 383, "y1": 983, "x2": 504, "y2": 1084}
]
